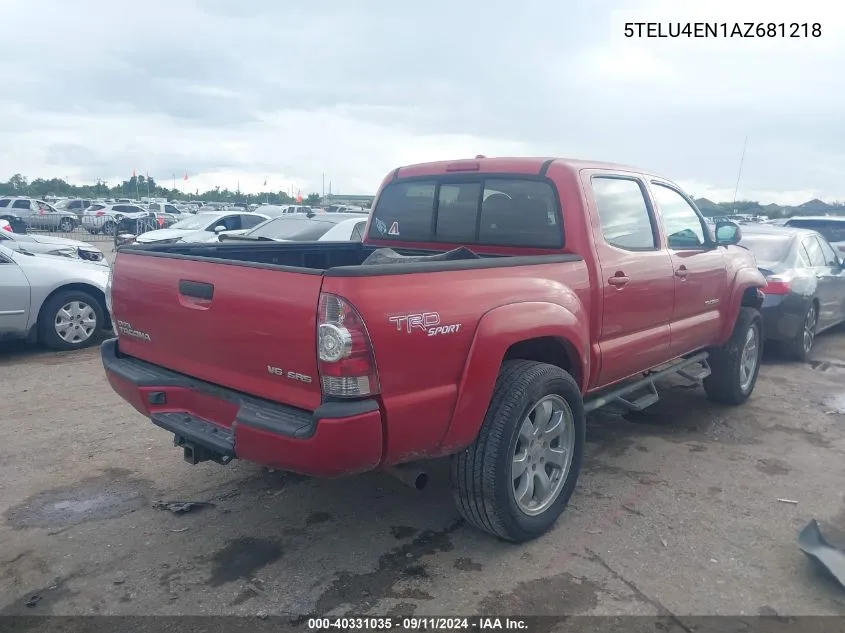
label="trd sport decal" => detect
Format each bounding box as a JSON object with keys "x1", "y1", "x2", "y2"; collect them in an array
[{"x1": 388, "y1": 312, "x2": 462, "y2": 337}]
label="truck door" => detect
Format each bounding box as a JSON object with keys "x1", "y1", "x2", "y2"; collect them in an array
[
  {"x1": 586, "y1": 174, "x2": 675, "y2": 386},
  {"x1": 648, "y1": 181, "x2": 727, "y2": 357}
]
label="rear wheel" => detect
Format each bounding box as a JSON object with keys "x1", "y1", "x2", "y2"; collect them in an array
[
  {"x1": 58, "y1": 218, "x2": 75, "y2": 233},
  {"x1": 450, "y1": 360, "x2": 585, "y2": 543},
  {"x1": 783, "y1": 303, "x2": 817, "y2": 361},
  {"x1": 38, "y1": 289, "x2": 104, "y2": 351},
  {"x1": 102, "y1": 221, "x2": 115, "y2": 235},
  {"x1": 703, "y1": 307, "x2": 763, "y2": 405}
]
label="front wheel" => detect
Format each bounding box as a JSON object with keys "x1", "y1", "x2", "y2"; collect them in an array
[
  {"x1": 450, "y1": 360, "x2": 585, "y2": 543},
  {"x1": 58, "y1": 218, "x2": 75, "y2": 233},
  {"x1": 38, "y1": 289, "x2": 104, "y2": 351},
  {"x1": 703, "y1": 307, "x2": 763, "y2": 405}
]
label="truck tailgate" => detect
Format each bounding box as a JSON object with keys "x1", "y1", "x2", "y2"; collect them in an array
[{"x1": 111, "y1": 253, "x2": 324, "y2": 411}]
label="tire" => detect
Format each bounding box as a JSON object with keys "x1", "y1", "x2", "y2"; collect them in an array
[
  {"x1": 58, "y1": 218, "x2": 75, "y2": 233},
  {"x1": 450, "y1": 360, "x2": 585, "y2": 543},
  {"x1": 782, "y1": 302, "x2": 817, "y2": 362},
  {"x1": 38, "y1": 289, "x2": 104, "y2": 351},
  {"x1": 102, "y1": 221, "x2": 115, "y2": 235},
  {"x1": 703, "y1": 307, "x2": 763, "y2": 405}
]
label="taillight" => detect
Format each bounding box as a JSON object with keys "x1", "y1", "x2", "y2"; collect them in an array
[
  {"x1": 96, "y1": 211, "x2": 105, "y2": 217},
  {"x1": 764, "y1": 276, "x2": 791, "y2": 295},
  {"x1": 317, "y1": 293, "x2": 380, "y2": 398}
]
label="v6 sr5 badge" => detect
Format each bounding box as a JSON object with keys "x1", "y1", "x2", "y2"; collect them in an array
[{"x1": 389, "y1": 311, "x2": 462, "y2": 337}]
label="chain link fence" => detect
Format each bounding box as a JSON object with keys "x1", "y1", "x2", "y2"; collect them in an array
[{"x1": 23, "y1": 214, "x2": 164, "y2": 250}]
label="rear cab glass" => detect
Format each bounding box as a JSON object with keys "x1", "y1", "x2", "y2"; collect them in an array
[{"x1": 370, "y1": 177, "x2": 562, "y2": 248}]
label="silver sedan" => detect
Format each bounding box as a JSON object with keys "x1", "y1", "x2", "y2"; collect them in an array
[
  {"x1": 0, "y1": 229, "x2": 106, "y2": 262},
  {"x1": 0, "y1": 244, "x2": 111, "y2": 350}
]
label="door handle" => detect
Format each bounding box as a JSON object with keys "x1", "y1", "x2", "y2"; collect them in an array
[
  {"x1": 674, "y1": 266, "x2": 689, "y2": 279},
  {"x1": 608, "y1": 275, "x2": 630, "y2": 287},
  {"x1": 179, "y1": 280, "x2": 214, "y2": 300}
]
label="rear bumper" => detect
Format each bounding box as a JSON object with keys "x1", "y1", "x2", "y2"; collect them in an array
[
  {"x1": 761, "y1": 294, "x2": 809, "y2": 341},
  {"x1": 101, "y1": 338, "x2": 383, "y2": 477}
]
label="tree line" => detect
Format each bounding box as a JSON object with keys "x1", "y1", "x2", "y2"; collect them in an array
[
  {"x1": 0, "y1": 173, "x2": 322, "y2": 206},
  {"x1": 1, "y1": 173, "x2": 842, "y2": 218}
]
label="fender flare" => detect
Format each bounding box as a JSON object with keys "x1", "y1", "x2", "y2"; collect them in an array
[
  {"x1": 717, "y1": 267, "x2": 766, "y2": 344},
  {"x1": 438, "y1": 300, "x2": 589, "y2": 453}
]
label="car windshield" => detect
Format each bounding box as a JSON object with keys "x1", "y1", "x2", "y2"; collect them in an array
[
  {"x1": 245, "y1": 217, "x2": 341, "y2": 240},
  {"x1": 739, "y1": 234, "x2": 793, "y2": 264},
  {"x1": 785, "y1": 219, "x2": 845, "y2": 243},
  {"x1": 170, "y1": 214, "x2": 220, "y2": 230}
]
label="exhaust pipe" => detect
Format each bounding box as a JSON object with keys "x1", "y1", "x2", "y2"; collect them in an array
[{"x1": 385, "y1": 465, "x2": 429, "y2": 491}]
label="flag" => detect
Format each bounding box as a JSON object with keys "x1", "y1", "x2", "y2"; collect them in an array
[
  {"x1": 183, "y1": 172, "x2": 188, "y2": 181},
  {"x1": 132, "y1": 169, "x2": 136, "y2": 178},
  {"x1": 263, "y1": 179, "x2": 267, "y2": 187},
  {"x1": 296, "y1": 191, "x2": 303, "y2": 203}
]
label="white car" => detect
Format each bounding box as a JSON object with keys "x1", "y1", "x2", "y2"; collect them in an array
[
  {"x1": 134, "y1": 211, "x2": 270, "y2": 244},
  {"x1": 82, "y1": 203, "x2": 149, "y2": 234},
  {"x1": 784, "y1": 216, "x2": 845, "y2": 255},
  {"x1": 0, "y1": 229, "x2": 106, "y2": 264},
  {"x1": 219, "y1": 213, "x2": 368, "y2": 243},
  {"x1": 0, "y1": 219, "x2": 10, "y2": 232}
]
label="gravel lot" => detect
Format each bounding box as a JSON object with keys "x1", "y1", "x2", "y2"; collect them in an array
[{"x1": 1, "y1": 327, "x2": 844, "y2": 620}]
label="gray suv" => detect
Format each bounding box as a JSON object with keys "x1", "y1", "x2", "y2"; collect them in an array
[{"x1": 0, "y1": 197, "x2": 79, "y2": 232}]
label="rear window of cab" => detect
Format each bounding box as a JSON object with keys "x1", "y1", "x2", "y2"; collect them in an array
[{"x1": 370, "y1": 177, "x2": 563, "y2": 248}]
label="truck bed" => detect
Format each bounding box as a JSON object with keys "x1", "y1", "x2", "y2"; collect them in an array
[{"x1": 122, "y1": 241, "x2": 579, "y2": 276}]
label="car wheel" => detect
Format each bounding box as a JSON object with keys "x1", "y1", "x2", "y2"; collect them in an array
[
  {"x1": 703, "y1": 307, "x2": 763, "y2": 405},
  {"x1": 450, "y1": 360, "x2": 585, "y2": 543},
  {"x1": 38, "y1": 289, "x2": 104, "y2": 351},
  {"x1": 59, "y1": 218, "x2": 75, "y2": 233},
  {"x1": 102, "y1": 221, "x2": 115, "y2": 235},
  {"x1": 784, "y1": 303, "x2": 818, "y2": 362}
]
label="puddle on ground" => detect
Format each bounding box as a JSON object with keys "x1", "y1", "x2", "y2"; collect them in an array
[
  {"x1": 809, "y1": 359, "x2": 845, "y2": 374},
  {"x1": 4, "y1": 469, "x2": 151, "y2": 529},
  {"x1": 828, "y1": 393, "x2": 845, "y2": 414}
]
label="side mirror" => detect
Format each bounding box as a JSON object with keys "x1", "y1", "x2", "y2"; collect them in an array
[
  {"x1": 213, "y1": 225, "x2": 226, "y2": 233},
  {"x1": 715, "y1": 221, "x2": 742, "y2": 246}
]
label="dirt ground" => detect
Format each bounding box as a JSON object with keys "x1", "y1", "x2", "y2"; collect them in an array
[{"x1": 1, "y1": 327, "x2": 844, "y2": 622}]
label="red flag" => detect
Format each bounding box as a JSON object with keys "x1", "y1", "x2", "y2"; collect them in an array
[
  {"x1": 183, "y1": 172, "x2": 188, "y2": 181},
  {"x1": 296, "y1": 192, "x2": 303, "y2": 203}
]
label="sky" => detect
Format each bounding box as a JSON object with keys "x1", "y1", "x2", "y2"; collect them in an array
[{"x1": 0, "y1": 0, "x2": 843, "y2": 204}]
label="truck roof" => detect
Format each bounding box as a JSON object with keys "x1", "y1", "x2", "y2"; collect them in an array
[{"x1": 394, "y1": 156, "x2": 656, "y2": 179}]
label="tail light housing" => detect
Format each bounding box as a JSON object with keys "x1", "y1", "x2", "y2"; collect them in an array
[
  {"x1": 764, "y1": 275, "x2": 791, "y2": 295},
  {"x1": 96, "y1": 211, "x2": 106, "y2": 217},
  {"x1": 317, "y1": 293, "x2": 380, "y2": 398}
]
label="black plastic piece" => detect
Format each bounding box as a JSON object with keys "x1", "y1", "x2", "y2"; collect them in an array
[
  {"x1": 148, "y1": 391, "x2": 166, "y2": 405},
  {"x1": 101, "y1": 338, "x2": 380, "y2": 440},
  {"x1": 178, "y1": 279, "x2": 214, "y2": 300},
  {"x1": 152, "y1": 412, "x2": 234, "y2": 457}
]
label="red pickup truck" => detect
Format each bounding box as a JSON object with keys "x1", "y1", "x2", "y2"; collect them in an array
[{"x1": 102, "y1": 157, "x2": 766, "y2": 542}]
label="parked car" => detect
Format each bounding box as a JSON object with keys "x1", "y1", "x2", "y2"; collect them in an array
[
  {"x1": 784, "y1": 216, "x2": 845, "y2": 255},
  {"x1": 0, "y1": 243, "x2": 110, "y2": 350},
  {"x1": 220, "y1": 213, "x2": 368, "y2": 243},
  {"x1": 54, "y1": 198, "x2": 94, "y2": 218},
  {"x1": 134, "y1": 211, "x2": 269, "y2": 244},
  {"x1": 325, "y1": 204, "x2": 368, "y2": 213},
  {"x1": 0, "y1": 207, "x2": 27, "y2": 233},
  {"x1": 0, "y1": 197, "x2": 79, "y2": 232},
  {"x1": 102, "y1": 156, "x2": 766, "y2": 543},
  {"x1": 0, "y1": 219, "x2": 10, "y2": 232},
  {"x1": 0, "y1": 229, "x2": 106, "y2": 263},
  {"x1": 82, "y1": 204, "x2": 149, "y2": 235},
  {"x1": 739, "y1": 224, "x2": 845, "y2": 360}
]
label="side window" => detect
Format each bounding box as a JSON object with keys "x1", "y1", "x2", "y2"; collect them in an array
[
  {"x1": 802, "y1": 237, "x2": 826, "y2": 267},
  {"x1": 165, "y1": 205, "x2": 178, "y2": 214},
  {"x1": 112, "y1": 205, "x2": 127, "y2": 213},
  {"x1": 221, "y1": 215, "x2": 241, "y2": 230},
  {"x1": 436, "y1": 182, "x2": 481, "y2": 241},
  {"x1": 591, "y1": 177, "x2": 656, "y2": 250},
  {"x1": 12, "y1": 199, "x2": 30, "y2": 210},
  {"x1": 239, "y1": 214, "x2": 265, "y2": 229},
  {"x1": 817, "y1": 237, "x2": 840, "y2": 265},
  {"x1": 651, "y1": 183, "x2": 707, "y2": 248},
  {"x1": 0, "y1": 199, "x2": 9, "y2": 207},
  {"x1": 350, "y1": 221, "x2": 365, "y2": 242}
]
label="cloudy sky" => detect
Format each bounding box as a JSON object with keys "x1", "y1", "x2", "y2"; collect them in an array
[{"x1": 1, "y1": 0, "x2": 843, "y2": 203}]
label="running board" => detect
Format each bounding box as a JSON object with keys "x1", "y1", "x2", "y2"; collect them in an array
[{"x1": 583, "y1": 352, "x2": 709, "y2": 414}]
